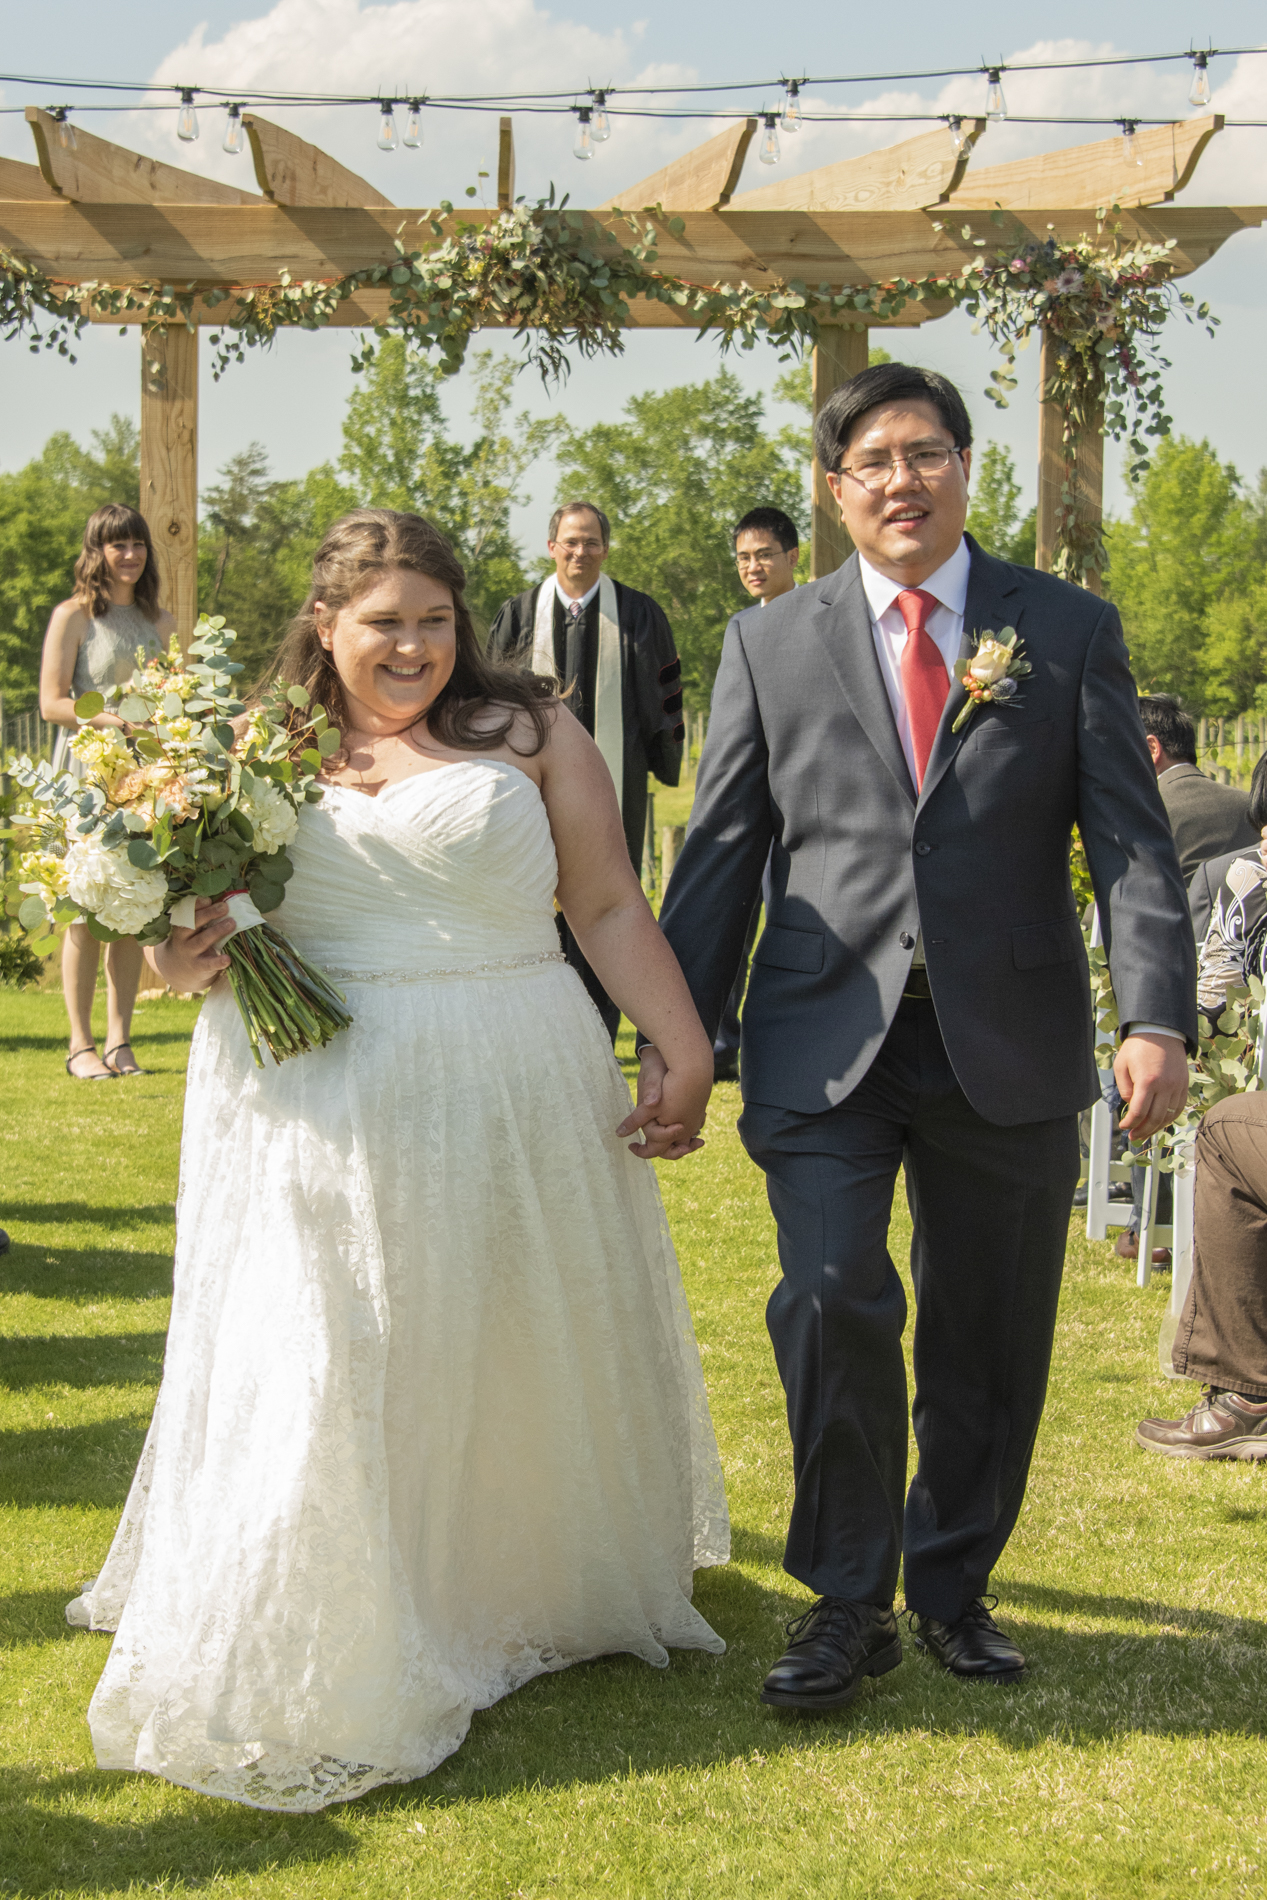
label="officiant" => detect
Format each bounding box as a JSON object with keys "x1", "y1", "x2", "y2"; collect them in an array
[{"x1": 488, "y1": 501, "x2": 685, "y2": 1039}]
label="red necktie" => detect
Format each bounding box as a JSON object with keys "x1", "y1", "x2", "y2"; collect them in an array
[{"x1": 896, "y1": 588, "x2": 949, "y2": 791}]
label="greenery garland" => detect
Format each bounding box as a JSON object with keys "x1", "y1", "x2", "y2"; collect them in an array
[{"x1": 1, "y1": 195, "x2": 1217, "y2": 581}]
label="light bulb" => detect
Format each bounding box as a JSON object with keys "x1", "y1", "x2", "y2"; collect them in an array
[
  {"x1": 177, "y1": 90, "x2": 199, "y2": 143},
  {"x1": 781, "y1": 80, "x2": 801, "y2": 134},
  {"x1": 1120, "y1": 121, "x2": 1138, "y2": 163},
  {"x1": 53, "y1": 110, "x2": 76, "y2": 151},
  {"x1": 946, "y1": 115, "x2": 966, "y2": 156},
  {"x1": 403, "y1": 101, "x2": 423, "y2": 148},
  {"x1": 591, "y1": 90, "x2": 610, "y2": 141},
  {"x1": 1189, "y1": 53, "x2": 1212, "y2": 108},
  {"x1": 985, "y1": 68, "x2": 1007, "y2": 120},
  {"x1": 574, "y1": 108, "x2": 594, "y2": 161},
  {"x1": 377, "y1": 104, "x2": 398, "y2": 152},
  {"x1": 759, "y1": 113, "x2": 780, "y2": 166},
  {"x1": 222, "y1": 106, "x2": 245, "y2": 156}
]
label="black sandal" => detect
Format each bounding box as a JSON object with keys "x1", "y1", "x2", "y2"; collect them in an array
[
  {"x1": 103, "y1": 1042, "x2": 148, "y2": 1077},
  {"x1": 66, "y1": 1045, "x2": 115, "y2": 1081}
]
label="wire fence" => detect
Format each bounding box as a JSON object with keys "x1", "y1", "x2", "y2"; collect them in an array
[{"x1": 0, "y1": 697, "x2": 58, "y2": 768}]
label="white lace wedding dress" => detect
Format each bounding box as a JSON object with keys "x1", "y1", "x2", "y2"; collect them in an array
[{"x1": 70, "y1": 760, "x2": 729, "y2": 1811}]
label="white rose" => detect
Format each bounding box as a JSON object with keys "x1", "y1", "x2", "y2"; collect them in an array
[
  {"x1": 65, "y1": 838, "x2": 168, "y2": 936},
  {"x1": 968, "y1": 639, "x2": 1012, "y2": 686},
  {"x1": 239, "y1": 779, "x2": 299, "y2": 855}
]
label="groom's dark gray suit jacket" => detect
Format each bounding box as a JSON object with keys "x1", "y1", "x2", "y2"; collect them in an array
[{"x1": 659, "y1": 536, "x2": 1197, "y2": 1126}]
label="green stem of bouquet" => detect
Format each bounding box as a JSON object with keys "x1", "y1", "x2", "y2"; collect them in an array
[{"x1": 224, "y1": 924, "x2": 352, "y2": 1068}]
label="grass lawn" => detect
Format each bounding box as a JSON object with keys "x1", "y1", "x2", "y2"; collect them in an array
[{"x1": 2, "y1": 980, "x2": 1267, "y2": 1898}]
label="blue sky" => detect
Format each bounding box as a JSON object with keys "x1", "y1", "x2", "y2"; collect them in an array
[{"x1": 3, "y1": 3, "x2": 1267, "y2": 550}]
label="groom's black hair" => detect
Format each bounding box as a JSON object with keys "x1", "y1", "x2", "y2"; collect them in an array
[{"x1": 814, "y1": 364, "x2": 973, "y2": 471}]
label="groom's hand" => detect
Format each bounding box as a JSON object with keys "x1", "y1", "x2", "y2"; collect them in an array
[
  {"x1": 1115, "y1": 1033, "x2": 1190, "y2": 1142},
  {"x1": 616, "y1": 1046, "x2": 709, "y2": 1161}
]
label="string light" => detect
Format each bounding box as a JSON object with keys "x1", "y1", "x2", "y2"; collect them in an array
[
  {"x1": 781, "y1": 78, "x2": 802, "y2": 133},
  {"x1": 985, "y1": 67, "x2": 1007, "y2": 120},
  {"x1": 222, "y1": 104, "x2": 245, "y2": 155},
  {"x1": 1119, "y1": 117, "x2": 1140, "y2": 162},
  {"x1": 573, "y1": 105, "x2": 594, "y2": 160},
  {"x1": 377, "y1": 101, "x2": 398, "y2": 150},
  {"x1": 759, "y1": 111, "x2": 780, "y2": 165},
  {"x1": 176, "y1": 88, "x2": 199, "y2": 142},
  {"x1": 590, "y1": 89, "x2": 611, "y2": 141},
  {"x1": 49, "y1": 106, "x2": 76, "y2": 151},
  {"x1": 1189, "y1": 51, "x2": 1212, "y2": 107},
  {"x1": 403, "y1": 100, "x2": 423, "y2": 148},
  {"x1": 945, "y1": 113, "x2": 967, "y2": 155}
]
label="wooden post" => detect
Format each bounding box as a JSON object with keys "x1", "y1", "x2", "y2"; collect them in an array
[
  {"x1": 497, "y1": 118, "x2": 515, "y2": 211},
  {"x1": 642, "y1": 793, "x2": 656, "y2": 892},
  {"x1": 1237, "y1": 713, "x2": 1246, "y2": 764},
  {"x1": 661, "y1": 824, "x2": 685, "y2": 885},
  {"x1": 811, "y1": 327, "x2": 870, "y2": 580},
  {"x1": 1036, "y1": 330, "x2": 1104, "y2": 595},
  {"x1": 140, "y1": 326, "x2": 199, "y2": 648}
]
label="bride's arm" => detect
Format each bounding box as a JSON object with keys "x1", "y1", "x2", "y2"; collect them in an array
[{"x1": 536, "y1": 709, "x2": 713, "y2": 1160}]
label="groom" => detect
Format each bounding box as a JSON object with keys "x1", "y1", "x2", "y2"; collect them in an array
[{"x1": 636, "y1": 362, "x2": 1196, "y2": 1705}]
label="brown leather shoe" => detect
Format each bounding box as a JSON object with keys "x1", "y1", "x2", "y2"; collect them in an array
[
  {"x1": 760, "y1": 1597, "x2": 902, "y2": 1711},
  {"x1": 1114, "y1": 1230, "x2": 1171, "y2": 1266},
  {"x1": 912, "y1": 1597, "x2": 1025, "y2": 1683},
  {"x1": 1136, "y1": 1387, "x2": 1267, "y2": 1460}
]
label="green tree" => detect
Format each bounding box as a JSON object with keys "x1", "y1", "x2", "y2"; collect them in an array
[
  {"x1": 1106, "y1": 436, "x2": 1260, "y2": 709},
  {"x1": 966, "y1": 441, "x2": 1036, "y2": 565},
  {"x1": 554, "y1": 367, "x2": 809, "y2": 696}
]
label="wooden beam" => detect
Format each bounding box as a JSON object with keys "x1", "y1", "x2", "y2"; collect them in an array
[
  {"x1": 0, "y1": 155, "x2": 57, "y2": 200},
  {"x1": 1036, "y1": 329, "x2": 1104, "y2": 595},
  {"x1": 243, "y1": 113, "x2": 392, "y2": 209},
  {"x1": 603, "y1": 121, "x2": 756, "y2": 212},
  {"x1": 25, "y1": 105, "x2": 262, "y2": 207},
  {"x1": 140, "y1": 327, "x2": 199, "y2": 646},
  {"x1": 2, "y1": 202, "x2": 1259, "y2": 298},
  {"x1": 729, "y1": 122, "x2": 987, "y2": 214},
  {"x1": 498, "y1": 118, "x2": 516, "y2": 211},
  {"x1": 948, "y1": 115, "x2": 1223, "y2": 210},
  {"x1": 811, "y1": 328, "x2": 870, "y2": 579}
]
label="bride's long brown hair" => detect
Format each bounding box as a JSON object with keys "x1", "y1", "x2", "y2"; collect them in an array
[{"x1": 260, "y1": 509, "x2": 555, "y2": 755}]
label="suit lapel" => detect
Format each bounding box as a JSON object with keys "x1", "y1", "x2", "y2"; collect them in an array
[
  {"x1": 917, "y1": 537, "x2": 1023, "y2": 811},
  {"x1": 809, "y1": 558, "x2": 916, "y2": 805}
]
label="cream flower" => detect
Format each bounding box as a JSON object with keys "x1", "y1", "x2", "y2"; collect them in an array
[
  {"x1": 967, "y1": 639, "x2": 1013, "y2": 685},
  {"x1": 70, "y1": 728, "x2": 135, "y2": 791},
  {"x1": 18, "y1": 850, "x2": 70, "y2": 910},
  {"x1": 238, "y1": 778, "x2": 299, "y2": 854},
  {"x1": 64, "y1": 838, "x2": 168, "y2": 936}
]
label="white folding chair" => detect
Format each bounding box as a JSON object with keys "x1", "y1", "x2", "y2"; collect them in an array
[{"x1": 1084, "y1": 907, "x2": 1135, "y2": 1243}]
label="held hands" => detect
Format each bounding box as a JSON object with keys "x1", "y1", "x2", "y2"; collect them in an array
[
  {"x1": 616, "y1": 1045, "x2": 711, "y2": 1161},
  {"x1": 149, "y1": 898, "x2": 236, "y2": 994},
  {"x1": 1114, "y1": 1033, "x2": 1191, "y2": 1142}
]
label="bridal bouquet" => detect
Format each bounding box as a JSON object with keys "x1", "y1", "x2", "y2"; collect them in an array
[{"x1": 10, "y1": 617, "x2": 353, "y2": 1067}]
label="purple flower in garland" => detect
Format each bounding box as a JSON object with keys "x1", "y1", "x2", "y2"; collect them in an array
[{"x1": 1055, "y1": 268, "x2": 1084, "y2": 293}]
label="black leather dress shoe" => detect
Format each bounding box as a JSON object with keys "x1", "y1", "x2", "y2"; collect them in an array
[
  {"x1": 912, "y1": 1597, "x2": 1025, "y2": 1683},
  {"x1": 760, "y1": 1597, "x2": 902, "y2": 1710}
]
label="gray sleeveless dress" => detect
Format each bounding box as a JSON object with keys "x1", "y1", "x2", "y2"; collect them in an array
[{"x1": 52, "y1": 603, "x2": 164, "y2": 773}]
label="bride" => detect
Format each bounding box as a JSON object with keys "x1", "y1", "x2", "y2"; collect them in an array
[{"x1": 69, "y1": 509, "x2": 729, "y2": 1811}]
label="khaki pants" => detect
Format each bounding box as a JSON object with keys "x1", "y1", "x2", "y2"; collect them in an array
[{"x1": 1174, "y1": 1094, "x2": 1267, "y2": 1396}]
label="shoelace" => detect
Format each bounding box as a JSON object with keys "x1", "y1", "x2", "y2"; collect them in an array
[
  {"x1": 783, "y1": 1597, "x2": 870, "y2": 1650},
  {"x1": 900, "y1": 1592, "x2": 999, "y2": 1633}
]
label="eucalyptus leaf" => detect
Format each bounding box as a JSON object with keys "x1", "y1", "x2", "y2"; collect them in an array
[
  {"x1": 317, "y1": 729, "x2": 341, "y2": 757},
  {"x1": 17, "y1": 896, "x2": 48, "y2": 930},
  {"x1": 117, "y1": 696, "x2": 149, "y2": 724},
  {"x1": 126, "y1": 839, "x2": 161, "y2": 870},
  {"x1": 287, "y1": 684, "x2": 311, "y2": 708},
  {"x1": 73, "y1": 691, "x2": 105, "y2": 719}
]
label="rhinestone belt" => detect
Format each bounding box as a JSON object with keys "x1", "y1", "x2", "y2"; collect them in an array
[{"x1": 322, "y1": 950, "x2": 565, "y2": 985}]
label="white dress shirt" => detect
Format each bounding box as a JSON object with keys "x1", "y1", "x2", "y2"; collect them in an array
[{"x1": 553, "y1": 575, "x2": 602, "y2": 614}]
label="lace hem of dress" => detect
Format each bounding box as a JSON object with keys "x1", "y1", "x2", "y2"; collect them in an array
[{"x1": 323, "y1": 951, "x2": 565, "y2": 985}]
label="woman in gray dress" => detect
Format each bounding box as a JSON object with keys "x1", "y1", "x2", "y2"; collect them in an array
[{"x1": 38, "y1": 505, "x2": 176, "y2": 1079}]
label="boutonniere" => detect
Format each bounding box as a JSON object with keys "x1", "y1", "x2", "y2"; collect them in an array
[{"x1": 951, "y1": 627, "x2": 1032, "y2": 733}]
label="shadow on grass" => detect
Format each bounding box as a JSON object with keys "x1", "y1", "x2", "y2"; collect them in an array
[
  {"x1": 0, "y1": 1416, "x2": 151, "y2": 1510},
  {"x1": 0, "y1": 1248, "x2": 173, "y2": 1303},
  {"x1": 0, "y1": 1766, "x2": 355, "y2": 1897},
  {"x1": 0, "y1": 1332, "x2": 167, "y2": 1392},
  {"x1": 4, "y1": 1203, "x2": 176, "y2": 1229},
  {"x1": 0, "y1": 1030, "x2": 194, "y2": 1053}
]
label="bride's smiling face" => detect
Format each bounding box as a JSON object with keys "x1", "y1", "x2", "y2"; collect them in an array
[{"x1": 317, "y1": 567, "x2": 458, "y2": 731}]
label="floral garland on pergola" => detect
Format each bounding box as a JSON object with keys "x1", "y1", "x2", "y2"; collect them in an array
[{"x1": 0, "y1": 196, "x2": 1216, "y2": 584}]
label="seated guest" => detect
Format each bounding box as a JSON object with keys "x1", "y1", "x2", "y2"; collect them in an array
[
  {"x1": 488, "y1": 502, "x2": 684, "y2": 1042},
  {"x1": 1189, "y1": 752, "x2": 1267, "y2": 947},
  {"x1": 1136, "y1": 1092, "x2": 1267, "y2": 1457},
  {"x1": 713, "y1": 507, "x2": 803, "y2": 1082},
  {"x1": 1140, "y1": 694, "x2": 1258, "y2": 885}
]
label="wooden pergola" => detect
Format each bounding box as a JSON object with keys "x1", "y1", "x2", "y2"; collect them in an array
[{"x1": 1, "y1": 104, "x2": 1259, "y2": 635}]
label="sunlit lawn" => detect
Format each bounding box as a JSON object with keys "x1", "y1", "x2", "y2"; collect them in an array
[{"x1": 2, "y1": 977, "x2": 1267, "y2": 1897}]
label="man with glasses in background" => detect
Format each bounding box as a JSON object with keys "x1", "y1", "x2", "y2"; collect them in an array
[
  {"x1": 712, "y1": 507, "x2": 804, "y2": 1080},
  {"x1": 634, "y1": 362, "x2": 1195, "y2": 1706},
  {"x1": 488, "y1": 501, "x2": 684, "y2": 1041}
]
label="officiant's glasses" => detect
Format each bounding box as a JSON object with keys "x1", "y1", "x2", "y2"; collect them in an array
[{"x1": 837, "y1": 446, "x2": 959, "y2": 489}]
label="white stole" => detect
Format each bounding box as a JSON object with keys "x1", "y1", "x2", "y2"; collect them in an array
[{"x1": 531, "y1": 576, "x2": 624, "y2": 816}]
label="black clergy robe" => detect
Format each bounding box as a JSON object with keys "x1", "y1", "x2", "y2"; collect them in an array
[{"x1": 487, "y1": 577, "x2": 684, "y2": 1039}]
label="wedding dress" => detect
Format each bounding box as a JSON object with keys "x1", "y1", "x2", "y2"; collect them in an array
[{"x1": 70, "y1": 760, "x2": 729, "y2": 1811}]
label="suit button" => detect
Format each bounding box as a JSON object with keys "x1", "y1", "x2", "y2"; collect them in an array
[
  {"x1": 899, "y1": 932, "x2": 915, "y2": 949},
  {"x1": 915, "y1": 842, "x2": 932, "y2": 857}
]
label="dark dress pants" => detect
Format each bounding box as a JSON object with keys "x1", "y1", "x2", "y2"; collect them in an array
[{"x1": 739, "y1": 995, "x2": 1079, "y2": 1621}]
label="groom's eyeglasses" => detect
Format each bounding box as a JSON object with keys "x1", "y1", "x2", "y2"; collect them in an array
[{"x1": 836, "y1": 447, "x2": 959, "y2": 489}]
